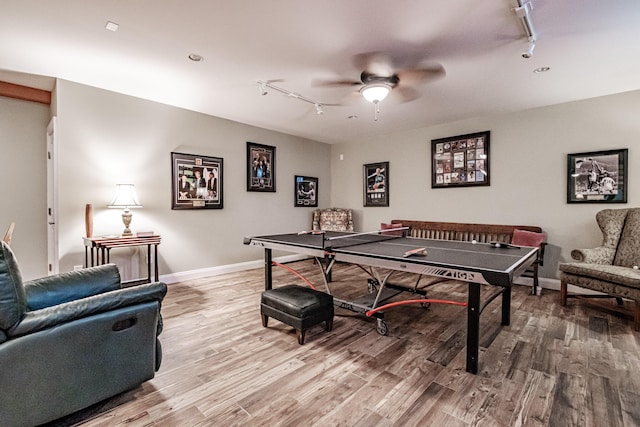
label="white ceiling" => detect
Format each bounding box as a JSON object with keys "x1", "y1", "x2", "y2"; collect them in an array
[{"x1": 2, "y1": 1, "x2": 640, "y2": 144}]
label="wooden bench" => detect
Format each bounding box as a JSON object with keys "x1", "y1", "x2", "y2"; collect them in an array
[{"x1": 390, "y1": 219, "x2": 546, "y2": 293}]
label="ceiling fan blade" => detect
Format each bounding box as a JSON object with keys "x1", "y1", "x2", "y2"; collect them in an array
[
  {"x1": 393, "y1": 86, "x2": 421, "y2": 103},
  {"x1": 312, "y1": 78, "x2": 362, "y2": 87},
  {"x1": 396, "y1": 64, "x2": 446, "y2": 85}
]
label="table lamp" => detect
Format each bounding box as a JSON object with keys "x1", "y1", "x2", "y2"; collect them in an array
[{"x1": 107, "y1": 184, "x2": 142, "y2": 236}]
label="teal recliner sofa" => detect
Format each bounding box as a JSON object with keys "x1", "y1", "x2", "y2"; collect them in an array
[{"x1": 0, "y1": 241, "x2": 167, "y2": 426}]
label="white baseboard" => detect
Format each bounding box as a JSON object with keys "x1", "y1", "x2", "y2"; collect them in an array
[
  {"x1": 161, "y1": 261, "x2": 605, "y2": 297},
  {"x1": 159, "y1": 254, "x2": 308, "y2": 284},
  {"x1": 513, "y1": 276, "x2": 606, "y2": 296}
]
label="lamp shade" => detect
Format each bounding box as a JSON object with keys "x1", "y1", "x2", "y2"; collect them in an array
[
  {"x1": 107, "y1": 184, "x2": 142, "y2": 208},
  {"x1": 361, "y1": 84, "x2": 391, "y2": 103}
]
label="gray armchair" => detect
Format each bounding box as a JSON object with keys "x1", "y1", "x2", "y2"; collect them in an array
[
  {"x1": 0, "y1": 241, "x2": 167, "y2": 426},
  {"x1": 559, "y1": 208, "x2": 640, "y2": 330}
]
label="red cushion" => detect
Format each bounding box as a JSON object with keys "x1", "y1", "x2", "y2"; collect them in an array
[{"x1": 512, "y1": 229, "x2": 545, "y2": 248}]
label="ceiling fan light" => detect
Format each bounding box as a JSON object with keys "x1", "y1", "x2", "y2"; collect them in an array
[{"x1": 361, "y1": 84, "x2": 391, "y2": 103}]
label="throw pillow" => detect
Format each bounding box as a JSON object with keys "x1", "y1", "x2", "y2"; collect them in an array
[{"x1": 511, "y1": 229, "x2": 545, "y2": 248}]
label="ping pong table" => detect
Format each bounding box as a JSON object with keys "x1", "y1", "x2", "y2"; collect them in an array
[{"x1": 244, "y1": 230, "x2": 538, "y2": 374}]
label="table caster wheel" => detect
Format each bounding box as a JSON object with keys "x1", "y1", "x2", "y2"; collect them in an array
[
  {"x1": 367, "y1": 279, "x2": 378, "y2": 293},
  {"x1": 376, "y1": 319, "x2": 389, "y2": 336},
  {"x1": 420, "y1": 295, "x2": 431, "y2": 309}
]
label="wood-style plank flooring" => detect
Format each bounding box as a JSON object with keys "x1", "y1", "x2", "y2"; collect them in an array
[{"x1": 46, "y1": 260, "x2": 640, "y2": 426}]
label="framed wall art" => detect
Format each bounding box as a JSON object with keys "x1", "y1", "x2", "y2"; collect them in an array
[
  {"x1": 567, "y1": 148, "x2": 628, "y2": 203},
  {"x1": 294, "y1": 175, "x2": 318, "y2": 207},
  {"x1": 363, "y1": 161, "x2": 389, "y2": 207},
  {"x1": 171, "y1": 152, "x2": 223, "y2": 210},
  {"x1": 431, "y1": 131, "x2": 490, "y2": 188},
  {"x1": 247, "y1": 142, "x2": 276, "y2": 192}
]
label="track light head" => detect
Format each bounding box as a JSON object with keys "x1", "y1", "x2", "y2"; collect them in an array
[
  {"x1": 257, "y1": 80, "x2": 268, "y2": 95},
  {"x1": 522, "y1": 40, "x2": 536, "y2": 59}
]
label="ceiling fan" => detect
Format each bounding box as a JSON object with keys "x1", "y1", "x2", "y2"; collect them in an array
[{"x1": 314, "y1": 52, "x2": 445, "y2": 120}]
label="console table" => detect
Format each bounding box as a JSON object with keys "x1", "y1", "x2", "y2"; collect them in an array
[{"x1": 83, "y1": 235, "x2": 161, "y2": 285}]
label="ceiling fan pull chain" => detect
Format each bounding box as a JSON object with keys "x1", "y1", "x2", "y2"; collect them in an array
[{"x1": 374, "y1": 100, "x2": 380, "y2": 122}]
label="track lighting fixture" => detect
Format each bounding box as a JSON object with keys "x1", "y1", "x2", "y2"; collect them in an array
[
  {"x1": 514, "y1": 1, "x2": 536, "y2": 39},
  {"x1": 258, "y1": 82, "x2": 268, "y2": 96},
  {"x1": 522, "y1": 39, "x2": 536, "y2": 59},
  {"x1": 514, "y1": 1, "x2": 538, "y2": 58},
  {"x1": 256, "y1": 80, "x2": 326, "y2": 116}
]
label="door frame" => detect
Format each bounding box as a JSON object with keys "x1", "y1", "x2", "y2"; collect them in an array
[{"x1": 47, "y1": 116, "x2": 59, "y2": 274}]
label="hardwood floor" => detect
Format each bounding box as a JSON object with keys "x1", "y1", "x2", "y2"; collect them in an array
[{"x1": 47, "y1": 260, "x2": 640, "y2": 427}]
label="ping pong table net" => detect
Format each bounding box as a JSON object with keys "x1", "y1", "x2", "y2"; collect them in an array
[{"x1": 323, "y1": 231, "x2": 403, "y2": 250}]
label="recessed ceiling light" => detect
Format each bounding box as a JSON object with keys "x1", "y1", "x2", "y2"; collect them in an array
[
  {"x1": 533, "y1": 66, "x2": 550, "y2": 74},
  {"x1": 188, "y1": 53, "x2": 204, "y2": 62},
  {"x1": 105, "y1": 21, "x2": 119, "y2": 32}
]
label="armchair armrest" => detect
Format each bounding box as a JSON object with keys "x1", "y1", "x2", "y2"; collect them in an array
[
  {"x1": 7, "y1": 282, "x2": 167, "y2": 338},
  {"x1": 24, "y1": 264, "x2": 121, "y2": 310},
  {"x1": 570, "y1": 246, "x2": 616, "y2": 264}
]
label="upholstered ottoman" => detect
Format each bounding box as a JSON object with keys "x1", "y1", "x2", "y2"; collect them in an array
[{"x1": 261, "y1": 285, "x2": 334, "y2": 344}]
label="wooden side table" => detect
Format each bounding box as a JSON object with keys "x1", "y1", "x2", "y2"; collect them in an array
[{"x1": 83, "y1": 235, "x2": 161, "y2": 285}]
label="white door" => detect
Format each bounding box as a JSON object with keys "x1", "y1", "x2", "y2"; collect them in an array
[{"x1": 47, "y1": 117, "x2": 59, "y2": 275}]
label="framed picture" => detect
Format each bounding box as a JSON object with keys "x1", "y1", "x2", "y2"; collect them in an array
[
  {"x1": 294, "y1": 176, "x2": 318, "y2": 207},
  {"x1": 247, "y1": 142, "x2": 276, "y2": 192},
  {"x1": 171, "y1": 152, "x2": 223, "y2": 210},
  {"x1": 567, "y1": 148, "x2": 628, "y2": 203},
  {"x1": 431, "y1": 131, "x2": 490, "y2": 188},
  {"x1": 363, "y1": 161, "x2": 389, "y2": 207}
]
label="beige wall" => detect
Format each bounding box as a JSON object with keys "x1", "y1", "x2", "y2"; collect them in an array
[
  {"x1": 0, "y1": 96, "x2": 49, "y2": 279},
  {"x1": 331, "y1": 90, "x2": 640, "y2": 278},
  {"x1": 52, "y1": 80, "x2": 331, "y2": 275},
  {"x1": 3, "y1": 80, "x2": 639, "y2": 282}
]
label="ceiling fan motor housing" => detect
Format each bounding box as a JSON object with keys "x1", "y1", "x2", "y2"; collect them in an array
[{"x1": 360, "y1": 71, "x2": 399, "y2": 87}]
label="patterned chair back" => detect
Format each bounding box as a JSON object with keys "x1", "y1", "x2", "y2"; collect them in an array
[{"x1": 312, "y1": 208, "x2": 354, "y2": 232}]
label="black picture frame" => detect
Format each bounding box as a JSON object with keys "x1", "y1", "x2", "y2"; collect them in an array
[
  {"x1": 567, "y1": 148, "x2": 628, "y2": 203},
  {"x1": 171, "y1": 152, "x2": 223, "y2": 210},
  {"x1": 247, "y1": 142, "x2": 276, "y2": 192},
  {"x1": 294, "y1": 176, "x2": 318, "y2": 207},
  {"x1": 363, "y1": 161, "x2": 389, "y2": 207},
  {"x1": 431, "y1": 131, "x2": 490, "y2": 188}
]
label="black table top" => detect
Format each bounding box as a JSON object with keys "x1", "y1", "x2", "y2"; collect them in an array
[{"x1": 245, "y1": 231, "x2": 538, "y2": 286}]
